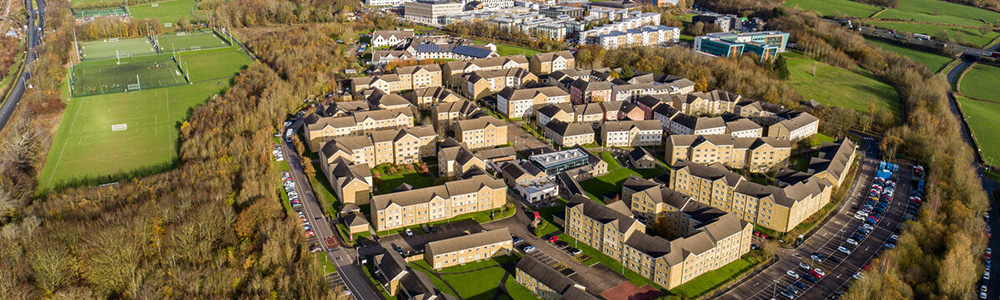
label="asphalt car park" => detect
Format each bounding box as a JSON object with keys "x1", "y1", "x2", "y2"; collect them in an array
[
  {"x1": 718, "y1": 158, "x2": 913, "y2": 300},
  {"x1": 376, "y1": 219, "x2": 485, "y2": 256}
]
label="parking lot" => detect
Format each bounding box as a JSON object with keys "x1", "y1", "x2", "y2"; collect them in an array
[
  {"x1": 376, "y1": 219, "x2": 485, "y2": 256},
  {"x1": 718, "y1": 156, "x2": 914, "y2": 300}
]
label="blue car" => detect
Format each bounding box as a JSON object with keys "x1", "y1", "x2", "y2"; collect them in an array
[{"x1": 794, "y1": 282, "x2": 808, "y2": 290}]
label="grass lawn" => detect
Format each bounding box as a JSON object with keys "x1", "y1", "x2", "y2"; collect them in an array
[
  {"x1": 957, "y1": 96, "x2": 1000, "y2": 167},
  {"x1": 158, "y1": 31, "x2": 231, "y2": 53},
  {"x1": 79, "y1": 37, "x2": 157, "y2": 61},
  {"x1": 313, "y1": 252, "x2": 337, "y2": 275},
  {"x1": 783, "y1": 0, "x2": 881, "y2": 18},
  {"x1": 70, "y1": 0, "x2": 122, "y2": 8},
  {"x1": 176, "y1": 47, "x2": 251, "y2": 82},
  {"x1": 373, "y1": 166, "x2": 435, "y2": 194},
  {"x1": 670, "y1": 259, "x2": 754, "y2": 298},
  {"x1": 473, "y1": 40, "x2": 541, "y2": 57},
  {"x1": 865, "y1": 21, "x2": 999, "y2": 47},
  {"x1": 865, "y1": 38, "x2": 952, "y2": 73},
  {"x1": 959, "y1": 63, "x2": 1000, "y2": 103},
  {"x1": 811, "y1": 133, "x2": 836, "y2": 146},
  {"x1": 411, "y1": 257, "x2": 518, "y2": 300},
  {"x1": 581, "y1": 152, "x2": 667, "y2": 201},
  {"x1": 129, "y1": 0, "x2": 197, "y2": 26},
  {"x1": 505, "y1": 278, "x2": 541, "y2": 300},
  {"x1": 39, "y1": 49, "x2": 250, "y2": 191},
  {"x1": 876, "y1": 0, "x2": 1000, "y2": 27},
  {"x1": 785, "y1": 56, "x2": 902, "y2": 124}
]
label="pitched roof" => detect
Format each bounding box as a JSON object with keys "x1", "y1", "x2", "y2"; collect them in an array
[
  {"x1": 498, "y1": 86, "x2": 569, "y2": 101},
  {"x1": 725, "y1": 118, "x2": 762, "y2": 133},
  {"x1": 426, "y1": 228, "x2": 510, "y2": 255},
  {"x1": 537, "y1": 103, "x2": 573, "y2": 118},
  {"x1": 672, "y1": 159, "x2": 743, "y2": 186},
  {"x1": 570, "y1": 78, "x2": 613, "y2": 92},
  {"x1": 603, "y1": 120, "x2": 662, "y2": 132},
  {"x1": 515, "y1": 256, "x2": 576, "y2": 294},
  {"x1": 373, "y1": 30, "x2": 414, "y2": 41},
  {"x1": 573, "y1": 103, "x2": 604, "y2": 116},
  {"x1": 371, "y1": 175, "x2": 505, "y2": 210},
  {"x1": 546, "y1": 121, "x2": 594, "y2": 137},
  {"x1": 566, "y1": 195, "x2": 637, "y2": 234},
  {"x1": 532, "y1": 50, "x2": 574, "y2": 62},
  {"x1": 455, "y1": 115, "x2": 506, "y2": 132},
  {"x1": 452, "y1": 45, "x2": 495, "y2": 58},
  {"x1": 628, "y1": 147, "x2": 655, "y2": 162}
]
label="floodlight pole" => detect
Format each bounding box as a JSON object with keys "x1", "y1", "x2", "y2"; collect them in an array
[{"x1": 136, "y1": 75, "x2": 140, "y2": 92}]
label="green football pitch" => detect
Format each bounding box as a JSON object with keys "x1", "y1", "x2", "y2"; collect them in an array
[
  {"x1": 79, "y1": 37, "x2": 157, "y2": 61},
  {"x1": 72, "y1": 7, "x2": 128, "y2": 18},
  {"x1": 156, "y1": 32, "x2": 230, "y2": 53},
  {"x1": 40, "y1": 47, "x2": 251, "y2": 190},
  {"x1": 129, "y1": 0, "x2": 197, "y2": 25},
  {"x1": 71, "y1": 54, "x2": 186, "y2": 97}
]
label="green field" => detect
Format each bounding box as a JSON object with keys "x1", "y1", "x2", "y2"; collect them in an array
[
  {"x1": 581, "y1": 152, "x2": 666, "y2": 202},
  {"x1": 175, "y1": 47, "x2": 250, "y2": 82},
  {"x1": 671, "y1": 259, "x2": 754, "y2": 298},
  {"x1": 129, "y1": 0, "x2": 197, "y2": 25},
  {"x1": 865, "y1": 38, "x2": 952, "y2": 73},
  {"x1": 473, "y1": 40, "x2": 541, "y2": 57},
  {"x1": 785, "y1": 56, "x2": 903, "y2": 124},
  {"x1": 79, "y1": 37, "x2": 157, "y2": 61},
  {"x1": 40, "y1": 48, "x2": 250, "y2": 190},
  {"x1": 960, "y1": 64, "x2": 1000, "y2": 103},
  {"x1": 71, "y1": 6, "x2": 127, "y2": 18},
  {"x1": 71, "y1": 54, "x2": 186, "y2": 97},
  {"x1": 865, "y1": 21, "x2": 1000, "y2": 47},
  {"x1": 783, "y1": 0, "x2": 881, "y2": 18},
  {"x1": 70, "y1": 0, "x2": 122, "y2": 8},
  {"x1": 876, "y1": 0, "x2": 1000, "y2": 27},
  {"x1": 957, "y1": 96, "x2": 1000, "y2": 167},
  {"x1": 157, "y1": 31, "x2": 230, "y2": 52},
  {"x1": 410, "y1": 256, "x2": 535, "y2": 300}
]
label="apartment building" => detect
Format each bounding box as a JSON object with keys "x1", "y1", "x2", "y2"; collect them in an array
[
  {"x1": 404, "y1": 0, "x2": 463, "y2": 25},
  {"x1": 767, "y1": 111, "x2": 819, "y2": 141},
  {"x1": 725, "y1": 118, "x2": 763, "y2": 138},
  {"x1": 443, "y1": 55, "x2": 529, "y2": 85},
  {"x1": 371, "y1": 30, "x2": 414, "y2": 47},
  {"x1": 462, "y1": 68, "x2": 537, "y2": 99},
  {"x1": 431, "y1": 100, "x2": 481, "y2": 130},
  {"x1": 665, "y1": 135, "x2": 791, "y2": 172},
  {"x1": 536, "y1": 103, "x2": 574, "y2": 126},
  {"x1": 597, "y1": 25, "x2": 680, "y2": 49},
  {"x1": 497, "y1": 86, "x2": 570, "y2": 119},
  {"x1": 406, "y1": 86, "x2": 461, "y2": 109},
  {"x1": 628, "y1": 147, "x2": 657, "y2": 169},
  {"x1": 319, "y1": 125, "x2": 437, "y2": 167},
  {"x1": 438, "y1": 145, "x2": 487, "y2": 177},
  {"x1": 371, "y1": 175, "x2": 507, "y2": 231},
  {"x1": 304, "y1": 108, "x2": 415, "y2": 151},
  {"x1": 529, "y1": 51, "x2": 575, "y2": 75},
  {"x1": 601, "y1": 101, "x2": 622, "y2": 121},
  {"x1": 362, "y1": 89, "x2": 415, "y2": 110},
  {"x1": 372, "y1": 50, "x2": 415, "y2": 66},
  {"x1": 669, "y1": 115, "x2": 726, "y2": 135},
  {"x1": 425, "y1": 228, "x2": 512, "y2": 269},
  {"x1": 351, "y1": 64, "x2": 442, "y2": 93},
  {"x1": 569, "y1": 79, "x2": 613, "y2": 104},
  {"x1": 543, "y1": 121, "x2": 595, "y2": 147},
  {"x1": 671, "y1": 90, "x2": 741, "y2": 116},
  {"x1": 573, "y1": 103, "x2": 604, "y2": 124},
  {"x1": 374, "y1": 249, "x2": 452, "y2": 299},
  {"x1": 808, "y1": 138, "x2": 857, "y2": 187},
  {"x1": 565, "y1": 195, "x2": 645, "y2": 259},
  {"x1": 600, "y1": 120, "x2": 664, "y2": 147},
  {"x1": 515, "y1": 256, "x2": 597, "y2": 300},
  {"x1": 321, "y1": 158, "x2": 374, "y2": 205},
  {"x1": 454, "y1": 115, "x2": 509, "y2": 150},
  {"x1": 579, "y1": 12, "x2": 662, "y2": 40}
]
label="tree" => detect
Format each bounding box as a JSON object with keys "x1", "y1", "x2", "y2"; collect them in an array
[
  {"x1": 694, "y1": 76, "x2": 709, "y2": 92},
  {"x1": 620, "y1": 65, "x2": 634, "y2": 79},
  {"x1": 773, "y1": 55, "x2": 790, "y2": 79}
]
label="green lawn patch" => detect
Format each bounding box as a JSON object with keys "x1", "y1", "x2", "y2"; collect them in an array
[
  {"x1": 670, "y1": 259, "x2": 754, "y2": 298},
  {"x1": 959, "y1": 63, "x2": 1000, "y2": 103},
  {"x1": 580, "y1": 160, "x2": 666, "y2": 202},
  {"x1": 601, "y1": 151, "x2": 622, "y2": 170},
  {"x1": 809, "y1": 133, "x2": 836, "y2": 147},
  {"x1": 157, "y1": 31, "x2": 231, "y2": 53},
  {"x1": 783, "y1": 0, "x2": 881, "y2": 18},
  {"x1": 785, "y1": 56, "x2": 903, "y2": 124},
  {"x1": 865, "y1": 38, "x2": 952, "y2": 73},
  {"x1": 78, "y1": 37, "x2": 157, "y2": 61},
  {"x1": 473, "y1": 40, "x2": 541, "y2": 57},
  {"x1": 875, "y1": 0, "x2": 1000, "y2": 27},
  {"x1": 176, "y1": 46, "x2": 251, "y2": 82},
  {"x1": 411, "y1": 257, "x2": 517, "y2": 300},
  {"x1": 865, "y1": 21, "x2": 999, "y2": 47},
  {"x1": 129, "y1": 0, "x2": 197, "y2": 26},
  {"x1": 372, "y1": 165, "x2": 435, "y2": 194},
  {"x1": 957, "y1": 96, "x2": 1000, "y2": 167},
  {"x1": 313, "y1": 251, "x2": 337, "y2": 275},
  {"x1": 505, "y1": 277, "x2": 541, "y2": 300}
]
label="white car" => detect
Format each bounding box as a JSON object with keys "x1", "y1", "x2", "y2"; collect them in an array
[
  {"x1": 786, "y1": 270, "x2": 799, "y2": 279},
  {"x1": 862, "y1": 224, "x2": 874, "y2": 231},
  {"x1": 799, "y1": 262, "x2": 811, "y2": 270},
  {"x1": 846, "y1": 238, "x2": 859, "y2": 246},
  {"x1": 837, "y1": 246, "x2": 851, "y2": 255},
  {"x1": 813, "y1": 268, "x2": 826, "y2": 277},
  {"x1": 854, "y1": 213, "x2": 866, "y2": 220},
  {"x1": 524, "y1": 245, "x2": 537, "y2": 253},
  {"x1": 405, "y1": 228, "x2": 413, "y2": 236}
]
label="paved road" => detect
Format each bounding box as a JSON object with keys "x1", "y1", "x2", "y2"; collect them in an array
[
  {"x1": 858, "y1": 26, "x2": 994, "y2": 58},
  {"x1": 716, "y1": 135, "x2": 912, "y2": 300},
  {"x1": 283, "y1": 119, "x2": 383, "y2": 300},
  {"x1": 0, "y1": 0, "x2": 44, "y2": 131}
]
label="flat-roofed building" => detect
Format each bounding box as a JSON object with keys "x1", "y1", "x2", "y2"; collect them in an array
[
  {"x1": 425, "y1": 228, "x2": 512, "y2": 269},
  {"x1": 371, "y1": 175, "x2": 507, "y2": 231},
  {"x1": 528, "y1": 148, "x2": 590, "y2": 175},
  {"x1": 499, "y1": 161, "x2": 558, "y2": 202},
  {"x1": 404, "y1": 0, "x2": 463, "y2": 25}
]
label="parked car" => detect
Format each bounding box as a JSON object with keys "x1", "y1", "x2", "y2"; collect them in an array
[
  {"x1": 846, "y1": 238, "x2": 859, "y2": 246},
  {"x1": 810, "y1": 254, "x2": 824, "y2": 262},
  {"x1": 787, "y1": 285, "x2": 799, "y2": 294},
  {"x1": 523, "y1": 245, "x2": 537, "y2": 253},
  {"x1": 884, "y1": 243, "x2": 896, "y2": 249},
  {"x1": 780, "y1": 290, "x2": 795, "y2": 299},
  {"x1": 828, "y1": 256, "x2": 842, "y2": 263},
  {"x1": 837, "y1": 246, "x2": 851, "y2": 254},
  {"x1": 803, "y1": 274, "x2": 819, "y2": 283},
  {"x1": 513, "y1": 237, "x2": 524, "y2": 244},
  {"x1": 786, "y1": 270, "x2": 799, "y2": 279},
  {"x1": 405, "y1": 228, "x2": 413, "y2": 236},
  {"x1": 810, "y1": 270, "x2": 824, "y2": 279},
  {"x1": 813, "y1": 268, "x2": 826, "y2": 277},
  {"x1": 794, "y1": 282, "x2": 808, "y2": 290},
  {"x1": 799, "y1": 262, "x2": 811, "y2": 270},
  {"x1": 569, "y1": 248, "x2": 582, "y2": 256},
  {"x1": 853, "y1": 272, "x2": 862, "y2": 279}
]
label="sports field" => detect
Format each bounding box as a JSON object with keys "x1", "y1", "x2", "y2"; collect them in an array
[
  {"x1": 960, "y1": 64, "x2": 1000, "y2": 103},
  {"x1": 157, "y1": 31, "x2": 230, "y2": 53},
  {"x1": 865, "y1": 38, "x2": 952, "y2": 73},
  {"x1": 79, "y1": 37, "x2": 157, "y2": 61},
  {"x1": 783, "y1": 0, "x2": 881, "y2": 18},
  {"x1": 876, "y1": 0, "x2": 1000, "y2": 27},
  {"x1": 865, "y1": 21, "x2": 999, "y2": 47},
  {"x1": 473, "y1": 40, "x2": 540, "y2": 57},
  {"x1": 785, "y1": 56, "x2": 903, "y2": 124},
  {"x1": 71, "y1": 54, "x2": 186, "y2": 97},
  {"x1": 70, "y1": 0, "x2": 121, "y2": 9},
  {"x1": 40, "y1": 47, "x2": 251, "y2": 190},
  {"x1": 129, "y1": 0, "x2": 196, "y2": 25},
  {"x1": 956, "y1": 96, "x2": 1000, "y2": 167},
  {"x1": 71, "y1": 6, "x2": 127, "y2": 18}
]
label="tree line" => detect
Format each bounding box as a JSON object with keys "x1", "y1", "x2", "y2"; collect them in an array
[
  {"x1": 697, "y1": 1, "x2": 991, "y2": 298},
  {"x1": 212, "y1": 0, "x2": 359, "y2": 28},
  {"x1": 443, "y1": 20, "x2": 568, "y2": 53},
  {"x1": 74, "y1": 17, "x2": 162, "y2": 41}
]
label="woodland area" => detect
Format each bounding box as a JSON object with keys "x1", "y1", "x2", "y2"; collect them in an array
[
  {"x1": 73, "y1": 18, "x2": 163, "y2": 41},
  {"x1": 694, "y1": 1, "x2": 990, "y2": 298},
  {"x1": 0, "y1": 0, "x2": 343, "y2": 298},
  {"x1": 0, "y1": 36, "x2": 20, "y2": 82}
]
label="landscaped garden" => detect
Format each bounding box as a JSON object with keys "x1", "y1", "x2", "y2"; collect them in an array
[
  {"x1": 410, "y1": 256, "x2": 539, "y2": 300},
  {"x1": 372, "y1": 162, "x2": 435, "y2": 194},
  {"x1": 581, "y1": 152, "x2": 666, "y2": 202}
]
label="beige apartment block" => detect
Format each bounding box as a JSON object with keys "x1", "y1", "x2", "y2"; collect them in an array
[
  {"x1": 321, "y1": 158, "x2": 373, "y2": 205},
  {"x1": 318, "y1": 125, "x2": 435, "y2": 167},
  {"x1": 438, "y1": 145, "x2": 487, "y2": 177},
  {"x1": 371, "y1": 175, "x2": 507, "y2": 231},
  {"x1": 497, "y1": 86, "x2": 570, "y2": 119},
  {"x1": 665, "y1": 135, "x2": 791, "y2": 172},
  {"x1": 543, "y1": 121, "x2": 595, "y2": 147},
  {"x1": 564, "y1": 196, "x2": 645, "y2": 259},
  {"x1": 351, "y1": 64, "x2": 442, "y2": 93},
  {"x1": 767, "y1": 111, "x2": 819, "y2": 141},
  {"x1": 304, "y1": 108, "x2": 415, "y2": 151},
  {"x1": 455, "y1": 116, "x2": 508, "y2": 150},
  {"x1": 425, "y1": 228, "x2": 512, "y2": 269},
  {"x1": 432, "y1": 100, "x2": 481, "y2": 130},
  {"x1": 529, "y1": 51, "x2": 575, "y2": 75},
  {"x1": 443, "y1": 55, "x2": 529, "y2": 85},
  {"x1": 600, "y1": 120, "x2": 663, "y2": 147},
  {"x1": 462, "y1": 68, "x2": 538, "y2": 100},
  {"x1": 406, "y1": 86, "x2": 461, "y2": 109},
  {"x1": 536, "y1": 103, "x2": 575, "y2": 127}
]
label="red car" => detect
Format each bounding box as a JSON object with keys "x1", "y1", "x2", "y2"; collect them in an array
[
  {"x1": 548, "y1": 236, "x2": 559, "y2": 243},
  {"x1": 810, "y1": 270, "x2": 824, "y2": 279},
  {"x1": 306, "y1": 230, "x2": 315, "y2": 237}
]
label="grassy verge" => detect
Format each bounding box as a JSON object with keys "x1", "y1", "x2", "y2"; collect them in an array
[
  {"x1": 783, "y1": 0, "x2": 881, "y2": 18},
  {"x1": 957, "y1": 96, "x2": 1000, "y2": 167},
  {"x1": 864, "y1": 38, "x2": 952, "y2": 73},
  {"x1": 372, "y1": 164, "x2": 435, "y2": 194},
  {"x1": 411, "y1": 256, "x2": 519, "y2": 299},
  {"x1": 670, "y1": 258, "x2": 754, "y2": 298},
  {"x1": 958, "y1": 63, "x2": 1000, "y2": 103},
  {"x1": 473, "y1": 39, "x2": 541, "y2": 57},
  {"x1": 362, "y1": 263, "x2": 395, "y2": 300}
]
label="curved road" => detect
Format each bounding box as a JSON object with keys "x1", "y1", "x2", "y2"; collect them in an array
[{"x1": 0, "y1": 0, "x2": 43, "y2": 131}]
